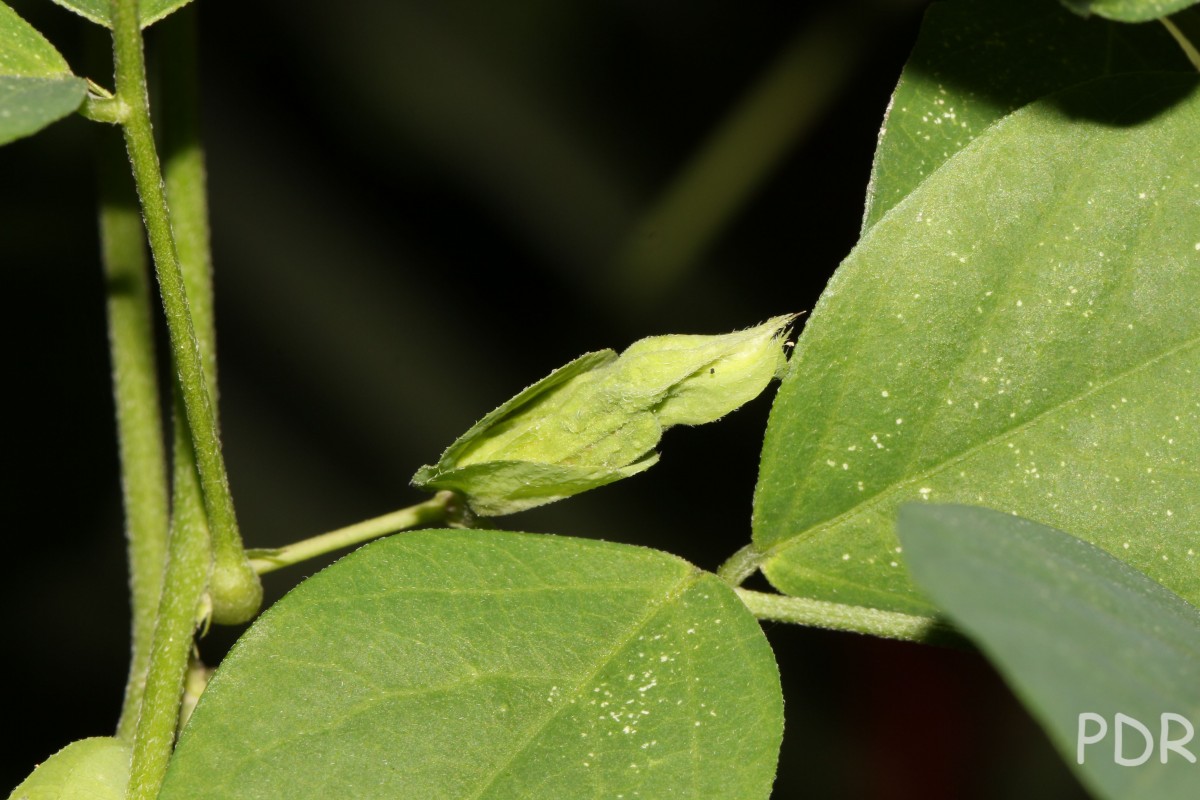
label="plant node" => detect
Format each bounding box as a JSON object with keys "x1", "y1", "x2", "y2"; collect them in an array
[{"x1": 208, "y1": 558, "x2": 263, "y2": 625}]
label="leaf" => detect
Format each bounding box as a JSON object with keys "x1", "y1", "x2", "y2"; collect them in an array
[
  {"x1": 0, "y1": 75, "x2": 87, "y2": 145},
  {"x1": 1060, "y1": 0, "x2": 1200, "y2": 22},
  {"x1": 159, "y1": 530, "x2": 783, "y2": 800},
  {"x1": 752, "y1": 73, "x2": 1200, "y2": 617},
  {"x1": 8, "y1": 737, "x2": 131, "y2": 800},
  {"x1": 47, "y1": 0, "x2": 195, "y2": 29},
  {"x1": 0, "y1": 1, "x2": 86, "y2": 145},
  {"x1": 863, "y1": 0, "x2": 1199, "y2": 231},
  {"x1": 414, "y1": 316, "x2": 791, "y2": 515},
  {"x1": 898, "y1": 504, "x2": 1200, "y2": 800},
  {"x1": 0, "y1": 1, "x2": 71, "y2": 76}
]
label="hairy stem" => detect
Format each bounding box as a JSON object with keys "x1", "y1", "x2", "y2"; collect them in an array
[
  {"x1": 127, "y1": 412, "x2": 211, "y2": 800},
  {"x1": 111, "y1": 0, "x2": 258, "y2": 618},
  {"x1": 158, "y1": 5, "x2": 262, "y2": 625},
  {"x1": 111, "y1": 3, "x2": 253, "y2": 796},
  {"x1": 161, "y1": 6, "x2": 215, "y2": 387},
  {"x1": 249, "y1": 492, "x2": 459, "y2": 575},
  {"x1": 100, "y1": 133, "x2": 170, "y2": 744},
  {"x1": 715, "y1": 544, "x2": 763, "y2": 586},
  {"x1": 735, "y1": 588, "x2": 963, "y2": 646}
]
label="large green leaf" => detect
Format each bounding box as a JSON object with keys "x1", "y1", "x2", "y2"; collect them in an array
[
  {"x1": 0, "y1": 1, "x2": 71, "y2": 76},
  {"x1": 0, "y1": 75, "x2": 86, "y2": 145},
  {"x1": 862, "y1": 0, "x2": 1197, "y2": 231},
  {"x1": 0, "y1": 1, "x2": 86, "y2": 145},
  {"x1": 48, "y1": 0, "x2": 194, "y2": 28},
  {"x1": 898, "y1": 504, "x2": 1200, "y2": 800},
  {"x1": 753, "y1": 73, "x2": 1200, "y2": 617},
  {"x1": 160, "y1": 531, "x2": 783, "y2": 800},
  {"x1": 8, "y1": 737, "x2": 131, "y2": 800},
  {"x1": 1061, "y1": 0, "x2": 1200, "y2": 22}
]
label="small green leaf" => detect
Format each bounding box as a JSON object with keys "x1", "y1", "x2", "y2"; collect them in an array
[
  {"x1": 0, "y1": 1, "x2": 71, "y2": 76},
  {"x1": 753, "y1": 74, "x2": 1200, "y2": 616},
  {"x1": 414, "y1": 317, "x2": 791, "y2": 515},
  {"x1": 48, "y1": 0, "x2": 195, "y2": 28},
  {"x1": 1060, "y1": 0, "x2": 1200, "y2": 22},
  {"x1": 0, "y1": 2, "x2": 87, "y2": 145},
  {"x1": 898, "y1": 504, "x2": 1200, "y2": 800},
  {"x1": 0, "y1": 75, "x2": 87, "y2": 145},
  {"x1": 159, "y1": 530, "x2": 783, "y2": 800},
  {"x1": 863, "y1": 0, "x2": 1197, "y2": 230},
  {"x1": 8, "y1": 737, "x2": 131, "y2": 800}
]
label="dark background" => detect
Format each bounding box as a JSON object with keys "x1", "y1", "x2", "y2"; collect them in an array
[{"x1": 3, "y1": 0, "x2": 1088, "y2": 796}]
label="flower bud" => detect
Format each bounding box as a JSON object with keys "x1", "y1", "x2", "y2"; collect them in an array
[{"x1": 412, "y1": 316, "x2": 793, "y2": 516}]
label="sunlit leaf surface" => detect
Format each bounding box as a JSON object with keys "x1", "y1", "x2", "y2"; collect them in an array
[
  {"x1": 754, "y1": 74, "x2": 1200, "y2": 616},
  {"x1": 863, "y1": 0, "x2": 1197, "y2": 230},
  {"x1": 7, "y1": 738, "x2": 130, "y2": 800},
  {"x1": 160, "y1": 531, "x2": 783, "y2": 799},
  {"x1": 0, "y1": 1, "x2": 85, "y2": 145}
]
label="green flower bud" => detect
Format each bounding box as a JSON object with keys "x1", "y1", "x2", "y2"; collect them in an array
[
  {"x1": 412, "y1": 316, "x2": 793, "y2": 516},
  {"x1": 208, "y1": 557, "x2": 263, "y2": 626}
]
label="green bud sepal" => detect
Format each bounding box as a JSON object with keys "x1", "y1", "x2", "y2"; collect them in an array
[{"x1": 413, "y1": 316, "x2": 794, "y2": 516}]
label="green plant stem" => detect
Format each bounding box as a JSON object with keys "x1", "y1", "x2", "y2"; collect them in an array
[
  {"x1": 125, "y1": 12, "x2": 222, "y2": 782},
  {"x1": 715, "y1": 544, "x2": 763, "y2": 586},
  {"x1": 100, "y1": 133, "x2": 170, "y2": 744},
  {"x1": 110, "y1": 0, "x2": 254, "y2": 596},
  {"x1": 127, "y1": 412, "x2": 211, "y2": 800},
  {"x1": 249, "y1": 492, "x2": 459, "y2": 575},
  {"x1": 111, "y1": 4, "x2": 251, "y2": 795},
  {"x1": 1161, "y1": 17, "x2": 1200, "y2": 71},
  {"x1": 735, "y1": 588, "x2": 963, "y2": 645},
  {"x1": 161, "y1": 5, "x2": 215, "y2": 387}
]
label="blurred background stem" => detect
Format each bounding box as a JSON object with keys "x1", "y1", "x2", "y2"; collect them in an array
[
  {"x1": 99, "y1": 134, "x2": 170, "y2": 744},
  {"x1": 611, "y1": 9, "x2": 864, "y2": 306}
]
